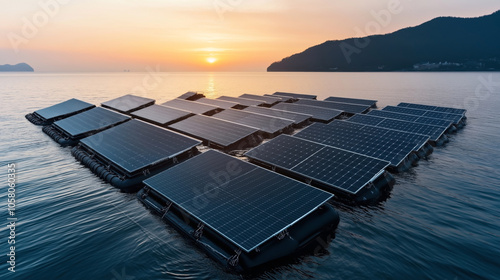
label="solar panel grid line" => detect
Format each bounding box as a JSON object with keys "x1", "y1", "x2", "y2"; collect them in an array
[{"x1": 144, "y1": 150, "x2": 332, "y2": 252}]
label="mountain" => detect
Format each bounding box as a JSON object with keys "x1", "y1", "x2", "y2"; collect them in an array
[
  {"x1": 0, "y1": 63, "x2": 34, "y2": 72},
  {"x1": 268, "y1": 11, "x2": 500, "y2": 72}
]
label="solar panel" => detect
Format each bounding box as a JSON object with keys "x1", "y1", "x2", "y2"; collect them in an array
[
  {"x1": 212, "y1": 109, "x2": 294, "y2": 136},
  {"x1": 245, "y1": 135, "x2": 389, "y2": 194},
  {"x1": 168, "y1": 115, "x2": 259, "y2": 148},
  {"x1": 382, "y1": 106, "x2": 463, "y2": 124},
  {"x1": 54, "y1": 107, "x2": 130, "y2": 138},
  {"x1": 177, "y1": 91, "x2": 205, "y2": 100},
  {"x1": 242, "y1": 106, "x2": 311, "y2": 125},
  {"x1": 101, "y1": 94, "x2": 155, "y2": 114},
  {"x1": 272, "y1": 92, "x2": 317, "y2": 99},
  {"x1": 217, "y1": 96, "x2": 265, "y2": 107},
  {"x1": 295, "y1": 99, "x2": 370, "y2": 114},
  {"x1": 143, "y1": 150, "x2": 332, "y2": 253},
  {"x1": 272, "y1": 103, "x2": 342, "y2": 122},
  {"x1": 398, "y1": 102, "x2": 466, "y2": 115},
  {"x1": 263, "y1": 94, "x2": 295, "y2": 102},
  {"x1": 161, "y1": 99, "x2": 220, "y2": 115},
  {"x1": 348, "y1": 114, "x2": 447, "y2": 142},
  {"x1": 131, "y1": 105, "x2": 194, "y2": 126},
  {"x1": 195, "y1": 98, "x2": 239, "y2": 109},
  {"x1": 324, "y1": 96, "x2": 377, "y2": 107},
  {"x1": 294, "y1": 122, "x2": 428, "y2": 167},
  {"x1": 368, "y1": 110, "x2": 453, "y2": 127},
  {"x1": 34, "y1": 98, "x2": 95, "y2": 121},
  {"x1": 239, "y1": 94, "x2": 282, "y2": 106},
  {"x1": 80, "y1": 119, "x2": 201, "y2": 174}
]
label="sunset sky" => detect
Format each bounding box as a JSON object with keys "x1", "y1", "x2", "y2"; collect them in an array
[{"x1": 1, "y1": 0, "x2": 499, "y2": 72}]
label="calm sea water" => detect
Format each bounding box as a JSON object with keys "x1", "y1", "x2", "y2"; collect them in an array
[{"x1": 1, "y1": 72, "x2": 499, "y2": 280}]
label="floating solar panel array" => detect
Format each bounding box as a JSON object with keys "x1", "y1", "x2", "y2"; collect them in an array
[
  {"x1": 101, "y1": 94, "x2": 155, "y2": 114},
  {"x1": 43, "y1": 107, "x2": 130, "y2": 146},
  {"x1": 368, "y1": 110, "x2": 454, "y2": 128},
  {"x1": 194, "y1": 98, "x2": 239, "y2": 109},
  {"x1": 245, "y1": 135, "x2": 390, "y2": 196},
  {"x1": 383, "y1": 106, "x2": 464, "y2": 125},
  {"x1": 398, "y1": 102, "x2": 466, "y2": 115},
  {"x1": 217, "y1": 96, "x2": 265, "y2": 107},
  {"x1": 295, "y1": 99, "x2": 371, "y2": 115},
  {"x1": 212, "y1": 109, "x2": 294, "y2": 137},
  {"x1": 272, "y1": 103, "x2": 342, "y2": 122},
  {"x1": 324, "y1": 96, "x2": 378, "y2": 108},
  {"x1": 347, "y1": 114, "x2": 449, "y2": 144},
  {"x1": 131, "y1": 105, "x2": 193, "y2": 127},
  {"x1": 168, "y1": 115, "x2": 260, "y2": 150},
  {"x1": 161, "y1": 99, "x2": 221, "y2": 115},
  {"x1": 177, "y1": 91, "x2": 205, "y2": 101},
  {"x1": 242, "y1": 106, "x2": 311, "y2": 126},
  {"x1": 25, "y1": 98, "x2": 95, "y2": 125},
  {"x1": 272, "y1": 91, "x2": 317, "y2": 99},
  {"x1": 239, "y1": 93, "x2": 282, "y2": 106},
  {"x1": 72, "y1": 119, "x2": 201, "y2": 191}
]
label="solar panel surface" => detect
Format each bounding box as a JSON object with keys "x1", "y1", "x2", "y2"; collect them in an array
[
  {"x1": 131, "y1": 105, "x2": 193, "y2": 126},
  {"x1": 295, "y1": 99, "x2": 370, "y2": 114},
  {"x1": 101, "y1": 94, "x2": 154, "y2": 114},
  {"x1": 272, "y1": 92, "x2": 317, "y2": 99},
  {"x1": 368, "y1": 110, "x2": 453, "y2": 127},
  {"x1": 195, "y1": 98, "x2": 239, "y2": 109},
  {"x1": 217, "y1": 96, "x2": 265, "y2": 107},
  {"x1": 143, "y1": 150, "x2": 332, "y2": 252},
  {"x1": 239, "y1": 94, "x2": 282, "y2": 105},
  {"x1": 161, "y1": 99, "x2": 219, "y2": 115},
  {"x1": 242, "y1": 106, "x2": 311, "y2": 125},
  {"x1": 168, "y1": 115, "x2": 259, "y2": 148},
  {"x1": 272, "y1": 103, "x2": 342, "y2": 122},
  {"x1": 81, "y1": 119, "x2": 201, "y2": 174},
  {"x1": 245, "y1": 135, "x2": 389, "y2": 194},
  {"x1": 324, "y1": 96, "x2": 377, "y2": 107},
  {"x1": 382, "y1": 106, "x2": 462, "y2": 124},
  {"x1": 212, "y1": 109, "x2": 294, "y2": 135},
  {"x1": 54, "y1": 107, "x2": 130, "y2": 138},
  {"x1": 35, "y1": 98, "x2": 95, "y2": 121},
  {"x1": 398, "y1": 102, "x2": 466, "y2": 115}
]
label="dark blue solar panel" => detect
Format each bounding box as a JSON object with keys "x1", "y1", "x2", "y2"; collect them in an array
[
  {"x1": 295, "y1": 122, "x2": 428, "y2": 167},
  {"x1": 382, "y1": 106, "x2": 462, "y2": 124},
  {"x1": 245, "y1": 135, "x2": 389, "y2": 194},
  {"x1": 398, "y1": 102, "x2": 466, "y2": 115},
  {"x1": 242, "y1": 106, "x2": 311, "y2": 125},
  {"x1": 34, "y1": 98, "x2": 95, "y2": 121},
  {"x1": 131, "y1": 105, "x2": 193, "y2": 126},
  {"x1": 161, "y1": 99, "x2": 220, "y2": 115},
  {"x1": 348, "y1": 114, "x2": 385, "y2": 126},
  {"x1": 101, "y1": 94, "x2": 155, "y2": 114},
  {"x1": 168, "y1": 115, "x2": 259, "y2": 148},
  {"x1": 368, "y1": 110, "x2": 452, "y2": 127},
  {"x1": 212, "y1": 109, "x2": 294, "y2": 136},
  {"x1": 295, "y1": 99, "x2": 370, "y2": 114},
  {"x1": 144, "y1": 150, "x2": 332, "y2": 252},
  {"x1": 217, "y1": 96, "x2": 265, "y2": 107},
  {"x1": 195, "y1": 98, "x2": 239, "y2": 109},
  {"x1": 54, "y1": 107, "x2": 130, "y2": 138},
  {"x1": 324, "y1": 96, "x2": 377, "y2": 107},
  {"x1": 81, "y1": 119, "x2": 201, "y2": 174},
  {"x1": 239, "y1": 94, "x2": 282, "y2": 106},
  {"x1": 272, "y1": 103, "x2": 342, "y2": 122},
  {"x1": 272, "y1": 92, "x2": 317, "y2": 99}
]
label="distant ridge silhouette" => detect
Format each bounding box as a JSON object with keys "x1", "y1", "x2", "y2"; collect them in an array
[
  {"x1": 268, "y1": 11, "x2": 500, "y2": 72},
  {"x1": 0, "y1": 63, "x2": 34, "y2": 72}
]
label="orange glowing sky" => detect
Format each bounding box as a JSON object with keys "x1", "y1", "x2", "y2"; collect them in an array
[{"x1": 1, "y1": 0, "x2": 499, "y2": 71}]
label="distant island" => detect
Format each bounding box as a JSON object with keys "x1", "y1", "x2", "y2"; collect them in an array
[
  {"x1": 268, "y1": 10, "x2": 500, "y2": 72},
  {"x1": 0, "y1": 63, "x2": 34, "y2": 72}
]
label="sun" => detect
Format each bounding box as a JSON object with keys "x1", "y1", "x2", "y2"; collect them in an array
[{"x1": 206, "y1": 57, "x2": 217, "y2": 64}]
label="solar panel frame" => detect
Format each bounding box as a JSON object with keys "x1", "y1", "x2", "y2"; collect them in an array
[
  {"x1": 161, "y1": 99, "x2": 221, "y2": 115},
  {"x1": 101, "y1": 94, "x2": 155, "y2": 114},
  {"x1": 143, "y1": 150, "x2": 333, "y2": 253},
  {"x1": 195, "y1": 98, "x2": 239, "y2": 109},
  {"x1": 398, "y1": 102, "x2": 466, "y2": 115},
  {"x1": 242, "y1": 106, "x2": 312, "y2": 125},
  {"x1": 131, "y1": 104, "x2": 194, "y2": 126},
  {"x1": 324, "y1": 96, "x2": 377, "y2": 107},
  {"x1": 239, "y1": 94, "x2": 282, "y2": 106},
  {"x1": 245, "y1": 135, "x2": 390, "y2": 195},
  {"x1": 212, "y1": 109, "x2": 294, "y2": 136},
  {"x1": 272, "y1": 92, "x2": 317, "y2": 99},
  {"x1": 295, "y1": 99, "x2": 371, "y2": 114},
  {"x1": 168, "y1": 114, "x2": 260, "y2": 148},
  {"x1": 272, "y1": 103, "x2": 342, "y2": 122},
  {"x1": 34, "y1": 98, "x2": 95, "y2": 121},
  {"x1": 80, "y1": 119, "x2": 201, "y2": 175},
  {"x1": 53, "y1": 107, "x2": 130, "y2": 138},
  {"x1": 217, "y1": 96, "x2": 266, "y2": 107}
]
